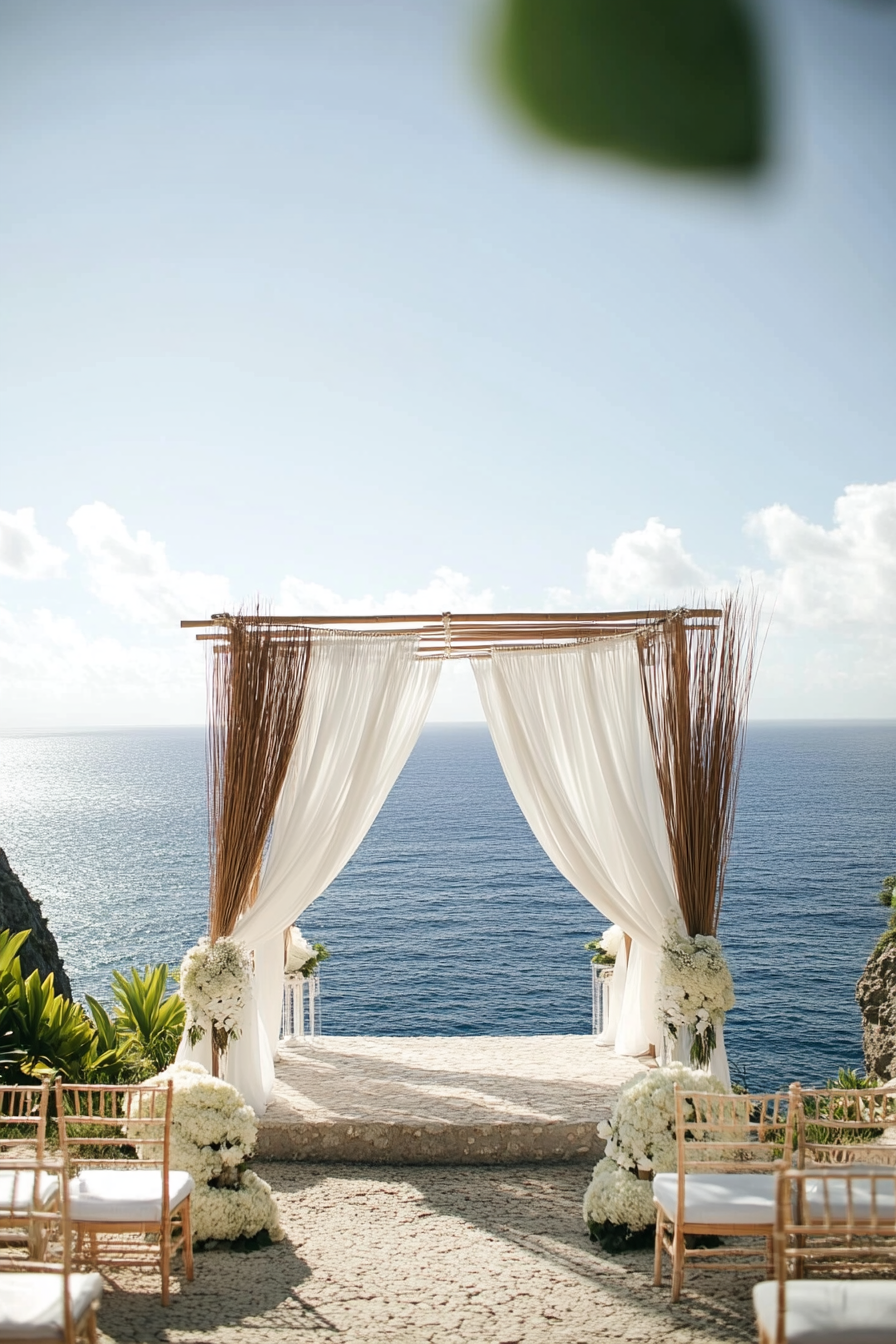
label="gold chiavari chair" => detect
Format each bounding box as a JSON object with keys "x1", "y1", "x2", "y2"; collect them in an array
[
  {"x1": 653, "y1": 1084, "x2": 793, "y2": 1302},
  {"x1": 0, "y1": 1156, "x2": 103, "y2": 1344},
  {"x1": 754, "y1": 1166, "x2": 896, "y2": 1344},
  {"x1": 0, "y1": 1081, "x2": 56, "y2": 1255},
  {"x1": 55, "y1": 1080, "x2": 194, "y2": 1306}
]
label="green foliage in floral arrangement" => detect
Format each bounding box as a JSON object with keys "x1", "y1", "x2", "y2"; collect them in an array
[
  {"x1": 300, "y1": 943, "x2": 331, "y2": 978},
  {"x1": 583, "y1": 939, "x2": 615, "y2": 967},
  {"x1": 584, "y1": 925, "x2": 622, "y2": 967}
]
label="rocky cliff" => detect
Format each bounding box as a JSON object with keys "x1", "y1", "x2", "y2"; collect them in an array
[
  {"x1": 0, "y1": 848, "x2": 72, "y2": 998},
  {"x1": 856, "y1": 939, "x2": 896, "y2": 1082}
]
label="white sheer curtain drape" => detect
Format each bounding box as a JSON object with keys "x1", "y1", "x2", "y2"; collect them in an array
[
  {"x1": 473, "y1": 635, "x2": 681, "y2": 1060},
  {"x1": 180, "y1": 632, "x2": 440, "y2": 1113}
]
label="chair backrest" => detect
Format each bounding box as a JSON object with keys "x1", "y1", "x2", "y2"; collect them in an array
[
  {"x1": 674, "y1": 1084, "x2": 793, "y2": 1174},
  {"x1": 0, "y1": 1081, "x2": 50, "y2": 1159},
  {"x1": 55, "y1": 1080, "x2": 173, "y2": 1178},
  {"x1": 773, "y1": 1167, "x2": 896, "y2": 1300},
  {"x1": 792, "y1": 1082, "x2": 896, "y2": 1168},
  {"x1": 0, "y1": 1156, "x2": 77, "y2": 1343}
]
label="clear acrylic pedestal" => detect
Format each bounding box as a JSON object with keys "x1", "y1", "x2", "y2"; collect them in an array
[
  {"x1": 591, "y1": 964, "x2": 614, "y2": 1037},
  {"x1": 281, "y1": 973, "x2": 321, "y2": 1044}
]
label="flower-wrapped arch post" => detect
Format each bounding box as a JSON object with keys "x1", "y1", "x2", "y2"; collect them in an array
[{"x1": 180, "y1": 937, "x2": 252, "y2": 1071}]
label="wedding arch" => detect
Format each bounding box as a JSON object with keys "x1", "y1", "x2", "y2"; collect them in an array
[{"x1": 178, "y1": 602, "x2": 757, "y2": 1113}]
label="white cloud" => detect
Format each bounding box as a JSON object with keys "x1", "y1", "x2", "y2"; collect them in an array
[
  {"x1": 68, "y1": 503, "x2": 232, "y2": 625},
  {"x1": 585, "y1": 517, "x2": 713, "y2": 606},
  {"x1": 746, "y1": 482, "x2": 896, "y2": 628},
  {"x1": 0, "y1": 604, "x2": 205, "y2": 727},
  {"x1": 0, "y1": 508, "x2": 67, "y2": 580},
  {"x1": 278, "y1": 566, "x2": 493, "y2": 616}
]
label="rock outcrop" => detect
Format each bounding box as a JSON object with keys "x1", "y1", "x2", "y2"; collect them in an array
[
  {"x1": 0, "y1": 848, "x2": 72, "y2": 998},
  {"x1": 856, "y1": 939, "x2": 896, "y2": 1081}
]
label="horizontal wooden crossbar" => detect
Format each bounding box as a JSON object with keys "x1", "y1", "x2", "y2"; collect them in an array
[{"x1": 182, "y1": 609, "x2": 721, "y2": 660}]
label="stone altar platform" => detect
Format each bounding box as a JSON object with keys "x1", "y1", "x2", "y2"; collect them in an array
[{"x1": 257, "y1": 1035, "x2": 652, "y2": 1165}]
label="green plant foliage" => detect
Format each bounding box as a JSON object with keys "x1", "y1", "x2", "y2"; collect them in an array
[
  {"x1": 300, "y1": 943, "x2": 331, "y2": 979},
  {"x1": 802, "y1": 1070, "x2": 885, "y2": 1148},
  {"x1": 80, "y1": 996, "x2": 147, "y2": 1083},
  {"x1": 871, "y1": 874, "x2": 896, "y2": 960},
  {"x1": 877, "y1": 875, "x2": 896, "y2": 909},
  {"x1": 4, "y1": 961, "x2": 95, "y2": 1081},
  {"x1": 493, "y1": 0, "x2": 764, "y2": 174},
  {"x1": 111, "y1": 964, "x2": 186, "y2": 1073},
  {"x1": 584, "y1": 939, "x2": 615, "y2": 966},
  {"x1": 0, "y1": 929, "x2": 185, "y2": 1086}
]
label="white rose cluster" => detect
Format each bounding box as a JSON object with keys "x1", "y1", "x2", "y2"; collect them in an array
[
  {"x1": 583, "y1": 1063, "x2": 730, "y2": 1249},
  {"x1": 180, "y1": 937, "x2": 251, "y2": 1049},
  {"x1": 582, "y1": 1158, "x2": 656, "y2": 1233},
  {"x1": 656, "y1": 921, "x2": 735, "y2": 1067},
  {"x1": 599, "y1": 925, "x2": 624, "y2": 959},
  {"x1": 596, "y1": 1062, "x2": 729, "y2": 1176},
  {"x1": 129, "y1": 1061, "x2": 283, "y2": 1245}
]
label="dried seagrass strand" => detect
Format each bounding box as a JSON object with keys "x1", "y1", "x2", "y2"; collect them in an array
[
  {"x1": 206, "y1": 609, "x2": 312, "y2": 943},
  {"x1": 639, "y1": 593, "x2": 760, "y2": 938}
]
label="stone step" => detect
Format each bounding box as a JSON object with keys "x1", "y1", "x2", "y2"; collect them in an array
[{"x1": 257, "y1": 1035, "x2": 651, "y2": 1165}]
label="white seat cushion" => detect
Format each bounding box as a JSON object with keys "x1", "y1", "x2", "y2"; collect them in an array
[
  {"x1": 68, "y1": 1169, "x2": 194, "y2": 1223},
  {"x1": 753, "y1": 1279, "x2": 896, "y2": 1343},
  {"x1": 804, "y1": 1175, "x2": 896, "y2": 1224},
  {"x1": 653, "y1": 1171, "x2": 777, "y2": 1226},
  {"x1": 0, "y1": 1170, "x2": 59, "y2": 1214},
  {"x1": 0, "y1": 1272, "x2": 103, "y2": 1340}
]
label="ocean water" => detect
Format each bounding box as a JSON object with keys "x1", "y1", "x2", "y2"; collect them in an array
[{"x1": 0, "y1": 722, "x2": 893, "y2": 1091}]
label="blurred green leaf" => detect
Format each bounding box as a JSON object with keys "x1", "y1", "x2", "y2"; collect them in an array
[{"x1": 493, "y1": 0, "x2": 765, "y2": 174}]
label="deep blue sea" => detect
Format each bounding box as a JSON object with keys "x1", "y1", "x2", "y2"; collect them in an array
[{"x1": 0, "y1": 722, "x2": 894, "y2": 1091}]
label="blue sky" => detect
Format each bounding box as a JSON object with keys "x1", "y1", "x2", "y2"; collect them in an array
[{"x1": 1, "y1": 0, "x2": 895, "y2": 725}]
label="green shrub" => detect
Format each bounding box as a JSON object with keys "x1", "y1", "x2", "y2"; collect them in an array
[
  {"x1": 0, "y1": 929, "x2": 185, "y2": 1086},
  {"x1": 111, "y1": 964, "x2": 186, "y2": 1073}
]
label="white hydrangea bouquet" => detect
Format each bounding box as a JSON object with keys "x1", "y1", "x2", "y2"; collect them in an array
[
  {"x1": 583, "y1": 1063, "x2": 728, "y2": 1252},
  {"x1": 180, "y1": 936, "x2": 252, "y2": 1056},
  {"x1": 129, "y1": 1061, "x2": 283, "y2": 1247},
  {"x1": 584, "y1": 923, "x2": 624, "y2": 966},
  {"x1": 656, "y1": 920, "x2": 736, "y2": 1069}
]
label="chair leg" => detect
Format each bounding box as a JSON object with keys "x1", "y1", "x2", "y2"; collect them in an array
[
  {"x1": 84, "y1": 1308, "x2": 98, "y2": 1344},
  {"x1": 161, "y1": 1220, "x2": 171, "y2": 1307},
  {"x1": 653, "y1": 1211, "x2": 664, "y2": 1286},
  {"x1": 181, "y1": 1198, "x2": 194, "y2": 1281},
  {"x1": 765, "y1": 1234, "x2": 774, "y2": 1277},
  {"x1": 671, "y1": 1225, "x2": 685, "y2": 1303}
]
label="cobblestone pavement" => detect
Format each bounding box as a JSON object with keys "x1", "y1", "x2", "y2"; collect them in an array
[{"x1": 96, "y1": 1162, "x2": 757, "y2": 1344}]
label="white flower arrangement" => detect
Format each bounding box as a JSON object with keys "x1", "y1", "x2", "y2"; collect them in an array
[
  {"x1": 585, "y1": 923, "x2": 624, "y2": 966},
  {"x1": 180, "y1": 936, "x2": 251, "y2": 1054},
  {"x1": 584, "y1": 1063, "x2": 730, "y2": 1252},
  {"x1": 582, "y1": 1158, "x2": 656, "y2": 1238},
  {"x1": 284, "y1": 927, "x2": 330, "y2": 979},
  {"x1": 656, "y1": 920, "x2": 736, "y2": 1069},
  {"x1": 596, "y1": 1062, "x2": 729, "y2": 1176},
  {"x1": 600, "y1": 925, "x2": 624, "y2": 959},
  {"x1": 129, "y1": 1061, "x2": 283, "y2": 1246}
]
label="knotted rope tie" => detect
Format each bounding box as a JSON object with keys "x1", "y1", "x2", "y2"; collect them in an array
[{"x1": 442, "y1": 611, "x2": 452, "y2": 659}]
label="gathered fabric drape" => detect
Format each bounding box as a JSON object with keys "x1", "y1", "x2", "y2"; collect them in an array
[
  {"x1": 473, "y1": 635, "x2": 681, "y2": 1058},
  {"x1": 207, "y1": 631, "x2": 440, "y2": 1112}
]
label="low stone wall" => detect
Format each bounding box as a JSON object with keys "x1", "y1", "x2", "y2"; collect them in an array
[
  {"x1": 257, "y1": 1035, "x2": 650, "y2": 1165},
  {"x1": 257, "y1": 1118, "x2": 603, "y2": 1164}
]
